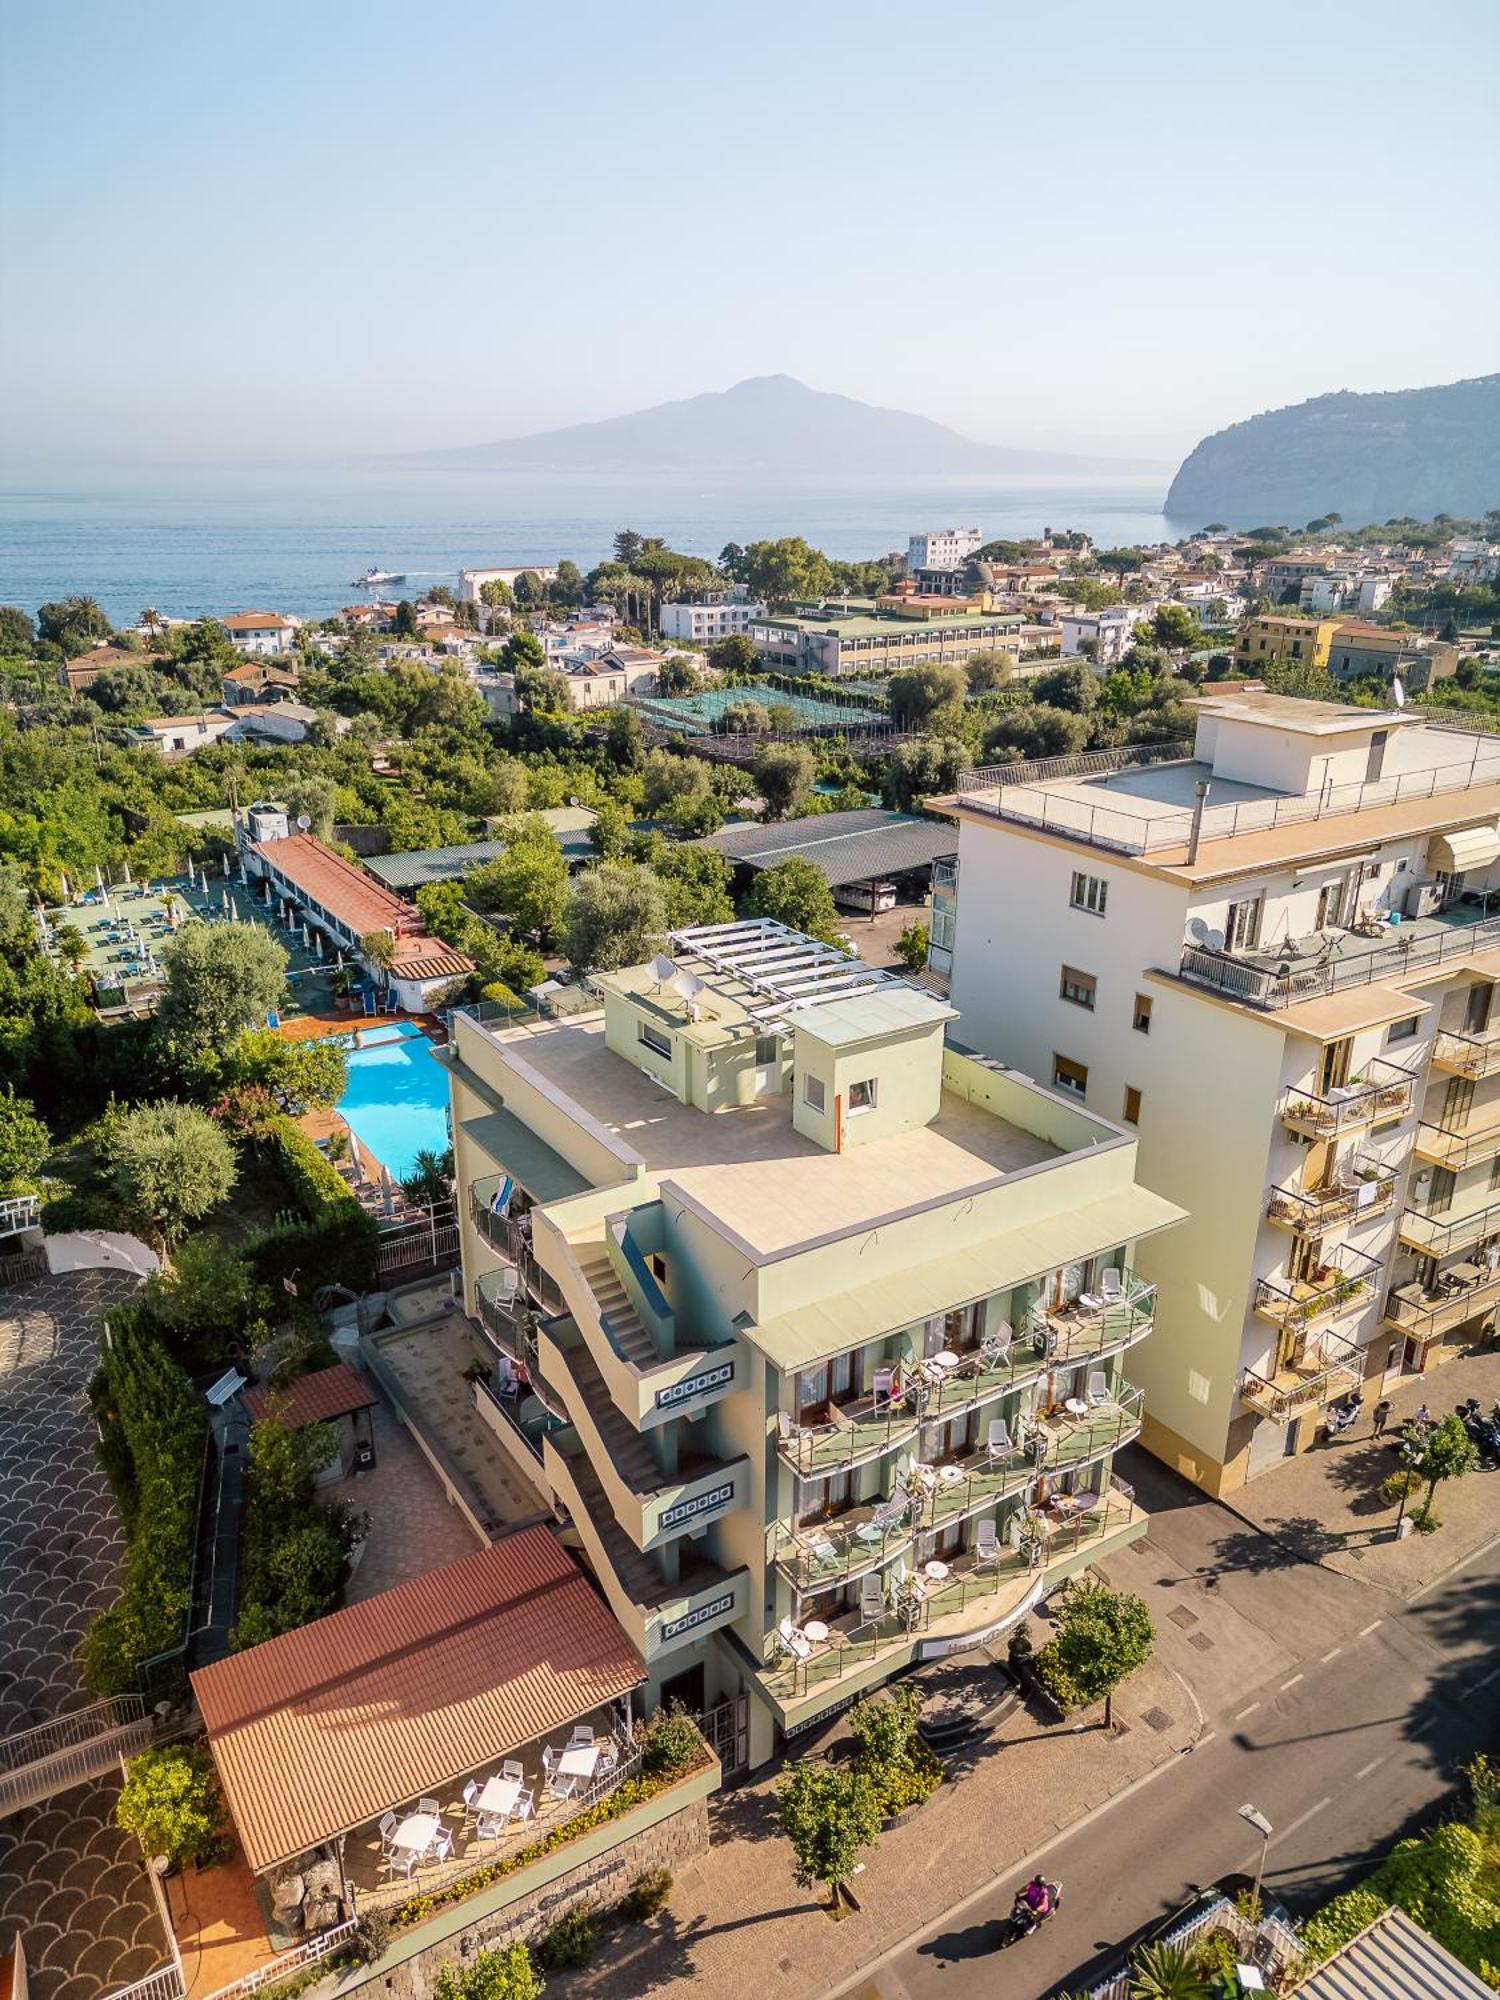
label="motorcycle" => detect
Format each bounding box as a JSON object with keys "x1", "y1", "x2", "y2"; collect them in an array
[
  {"x1": 1324, "y1": 1393, "x2": 1364, "y2": 1439},
  {"x1": 995, "y1": 1880, "x2": 1063, "y2": 1947}
]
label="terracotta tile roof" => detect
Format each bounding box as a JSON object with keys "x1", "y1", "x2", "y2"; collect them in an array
[
  {"x1": 225, "y1": 660, "x2": 299, "y2": 683},
  {"x1": 253, "y1": 834, "x2": 472, "y2": 980},
  {"x1": 192, "y1": 1530, "x2": 644, "y2": 1873},
  {"x1": 222, "y1": 611, "x2": 293, "y2": 631},
  {"x1": 389, "y1": 938, "x2": 474, "y2": 981},
  {"x1": 243, "y1": 1362, "x2": 376, "y2": 1428}
]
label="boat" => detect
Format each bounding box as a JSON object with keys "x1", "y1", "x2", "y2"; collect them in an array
[{"x1": 354, "y1": 566, "x2": 406, "y2": 587}]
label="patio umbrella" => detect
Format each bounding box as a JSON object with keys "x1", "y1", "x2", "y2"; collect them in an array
[
  {"x1": 335, "y1": 950, "x2": 344, "y2": 970},
  {"x1": 313, "y1": 933, "x2": 324, "y2": 960},
  {"x1": 94, "y1": 866, "x2": 104, "y2": 891},
  {"x1": 185, "y1": 859, "x2": 195, "y2": 889},
  {"x1": 222, "y1": 854, "x2": 230, "y2": 879},
  {"x1": 380, "y1": 1165, "x2": 395, "y2": 1218},
  {"x1": 58, "y1": 870, "x2": 70, "y2": 902},
  {"x1": 301, "y1": 920, "x2": 310, "y2": 947},
  {"x1": 346, "y1": 1129, "x2": 363, "y2": 1177},
  {"x1": 122, "y1": 862, "x2": 132, "y2": 887}
]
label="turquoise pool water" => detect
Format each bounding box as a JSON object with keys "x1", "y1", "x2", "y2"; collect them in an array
[{"x1": 337, "y1": 1025, "x2": 450, "y2": 1180}]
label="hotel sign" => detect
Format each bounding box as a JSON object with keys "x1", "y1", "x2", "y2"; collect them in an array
[
  {"x1": 655, "y1": 1359, "x2": 735, "y2": 1411},
  {"x1": 660, "y1": 1590, "x2": 736, "y2": 1645},
  {"x1": 659, "y1": 1480, "x2": 736, "y2": 1534}
]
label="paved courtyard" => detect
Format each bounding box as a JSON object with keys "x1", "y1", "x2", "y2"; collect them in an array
[{"x1": 0, "y1": 1269, "x2": 140, "y2": 1735}]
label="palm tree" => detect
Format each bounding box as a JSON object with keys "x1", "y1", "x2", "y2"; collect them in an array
[
  {"x1": 1129, "y1": 1943, "x2": 1211, "y2": 2000},
  {"x1": 140, "y1": 608, "x2": 162, "y2": 641},
  {"x1": 401, "y1": 1147, "x2": 452, "y2": 1208}
]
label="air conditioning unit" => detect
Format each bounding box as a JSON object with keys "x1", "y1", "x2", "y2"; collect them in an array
[{"x1": 1404, "y1": 878, "x2": 1443, "y2": 919}]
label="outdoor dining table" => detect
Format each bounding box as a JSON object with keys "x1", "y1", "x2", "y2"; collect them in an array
[
  {"x1": 802, "y1": 1619, "x2": 830, "y2": 1644},
  {"x1": 554, "y1": 1743, "x2": 601, "y2": 1795},
  {"x1": 476, "y1": 1774, "x2": 523, "y2": 1819},
  {"x1": 390, "y1": 1811, "x2": 441, "y2": 1860},
  {"x1": 1064, "y1": 1396, "x2": 1088, "y2": 1416}
]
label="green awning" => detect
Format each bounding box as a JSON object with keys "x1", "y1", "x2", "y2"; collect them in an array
[
  {"x1": 740, "y1": 1182, "x2": 1186, "y2": 1372},
  {"x1": 461, "y1": 1110, "x2": 591, "y2": 1204}
]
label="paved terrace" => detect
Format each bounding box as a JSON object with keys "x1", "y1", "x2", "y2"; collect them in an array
[{"x1": 477, "y1": 1014, "x2": 1060, "y2": 1259}]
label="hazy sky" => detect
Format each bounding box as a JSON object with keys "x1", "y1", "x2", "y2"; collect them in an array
[{"x1": 2, "y1": 0, "x2": 1496, "y2": 469}]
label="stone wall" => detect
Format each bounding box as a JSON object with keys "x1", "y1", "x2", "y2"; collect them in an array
[{"x1": 340, "y1": 1792, "x2": 711, "y2": 1999}]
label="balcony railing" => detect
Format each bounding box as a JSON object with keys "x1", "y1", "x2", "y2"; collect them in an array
[
  {"x1": 469, "y1": 1177, "x2": 526, "y2": 1259},
  {"x1": 1278, "y1": 1060, "x2": 1416, "y2": 1138},
  {"x1": 1431, "y1": 1025, "x2": 1500, "y2": 1080},
  {"x1": 765, "y1": 1481, "x2": 1140, "y2": 1704},
  {"x1": 1181, "y1": 909, "x2": 1500, "y2": 1011},
  {"x1": 922, "y1": 1388, "x2": 1144, "y2": 1529},
  {"x1": 1400, "y1": 1194, "x2": 1500, "y2": 1260},
  {"x1": 1414, "y1": 1118, "x2": 1500, "y2": 1172},
  {"x1": 1239, "y1": 1329, "x2": 1363, "y2": 1422},
  {"x1": 1265, "y1": 1162, "x2": 1398, "y2": 1234},
  {"x1": 771, "y1": 1501, "x2": 917, "y2": 1594},
  {"x1": 475, "y1": 1266, "x2": 525, "y2": 1358},
  {"x1": 1385, "y1": 1256, "x2": 1500, "y2": 1341},
  {"x1": 1253, "y1": 1241, "x2": 1382, "y2": 1329},
  {"x1": 775, "y1": 1399, "x2": 922, "y2": 1479}
]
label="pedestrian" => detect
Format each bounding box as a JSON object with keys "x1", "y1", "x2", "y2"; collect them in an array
[
  {"x1": 1414, "y1": 1402, "x2": 1433, "y2": 1429},
  {"x1": 1372, "y1": 1397, "x2": 1392, "y2": 1438}
]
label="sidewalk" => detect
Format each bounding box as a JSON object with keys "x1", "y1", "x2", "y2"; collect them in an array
[
  {"x1": 547, "y1": 1652, "x2": 1198, "y2": 2000},
  {"x1": 1220, "y1": 1346, "x2": 1500, "y2": 1594}
]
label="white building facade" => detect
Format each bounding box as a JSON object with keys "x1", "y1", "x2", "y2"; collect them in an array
[
  {"x1": 658, "y1": 600, "x2": 767, "y2": 645},
  {"x1": 908, "y1": 527, "x2": 982, "y2": 572}
]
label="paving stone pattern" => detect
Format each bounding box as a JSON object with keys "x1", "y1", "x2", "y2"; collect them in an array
[{"x1": 0, "y1": 1270, "x2": 139, "y2": 1735}]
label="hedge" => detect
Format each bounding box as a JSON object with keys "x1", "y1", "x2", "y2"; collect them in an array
[
  {"x1": 246, "y1": 1113, "x2": 377, "y2": 1293},
  {"x1": 84, "y1": 1305, "x2": 206, "y2": 1694}
]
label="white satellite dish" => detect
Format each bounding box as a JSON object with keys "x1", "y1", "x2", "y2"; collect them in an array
[
  {"x1": 648, "y1": 955, "x2": 678, "y2": 987},
  {"x1": 1205, "y1": 929, "x2": 1225, "y2": 951},
  {"x1": 1187, "y1": 917, "x2": 1211, "y2": 944},
  {"x1": 673, "y1": 969, "x2": 705, "y2": 1001},
  {"x1": 1390, "y1": 675, "x2": 1406, "y2": 710},
  {"x1": 296, "y1": 814, "x2": 312, "y2": 832}
]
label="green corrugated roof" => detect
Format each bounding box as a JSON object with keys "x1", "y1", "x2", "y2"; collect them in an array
[{"x1": 461, "y1": 1110, "x2": 590, "y2": 1204}]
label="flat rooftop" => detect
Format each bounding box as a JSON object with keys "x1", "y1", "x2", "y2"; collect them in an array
[{"x1": 473, "y1": 1012, "x2": 1065, "y2": 1259}]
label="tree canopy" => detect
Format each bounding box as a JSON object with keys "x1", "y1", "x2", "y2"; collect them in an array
[
  {"x1": 101, "y1": 1099, "x2": 236, "y2": 1243},
  {"x1": 745, "y1": 857, "x2": 840, "y2": 944},
  {"x1": 155, "y1": 923, "x2": 289, "y2": 1068},
  {"x1": 564, "y1": 862, "x2": 667, "y2": 972}
]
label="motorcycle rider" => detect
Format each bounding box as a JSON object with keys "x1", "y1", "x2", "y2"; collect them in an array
[{"x1": 1016, "y1": 1876, "x2": 1056, "y2": 1924}]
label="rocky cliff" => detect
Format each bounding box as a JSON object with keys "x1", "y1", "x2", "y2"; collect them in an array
[{"x1": 1165, "y1": 374, "x2": 1500, "y2": 529}]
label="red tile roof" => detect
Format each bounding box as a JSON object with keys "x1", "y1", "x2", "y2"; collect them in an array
[
  {"x1": 192, "y1": 1530, "x2": 644, "y2": 1872},
  {"x1": 243, "y1": 1362, "x2": 376, "y2": 1428},
  {"x1": 253, "y1": 834, "x2": 473, "y2": 982}
]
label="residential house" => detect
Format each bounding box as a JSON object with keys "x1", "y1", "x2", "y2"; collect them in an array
[
  {"x1": 450, "y1": 920, "x2": 1180, "y2": 1763},
  {"x1": 224, "y1": 702, "x2": 343, "y2": 746},
  {"x1": 124, "y1": 714, "x2": 235, "y2": 757},
  {"x1": 458, "y1": 564, "x2": 560, "y2": 603},
  {"x1": 1326, "y1": 622, "x2": 1460, "y2": 693},
  {"x1": 936, "y1": 691, "x2": 1500, "y2": 1497},
  {"x1": 1235, "y1": 614, "x2": 1338, "y2": 673},
  {"x1": 58, "y1": 644, "x2": 157, "y2": 692},
  {"x1": 1060, "y1": 607, "x2": 1138, "y2": 667},
  {"x1": 221, "y1": 611, "x2": 298, "y2": 656},
  {"x1": 222, "y1": 659, "x2": 302, "y2": 706}
]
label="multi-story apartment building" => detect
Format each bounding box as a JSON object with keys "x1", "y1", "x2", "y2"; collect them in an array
[
  {"x1": 909, "y1": 527, "x2": 982, "y2": 571},
  {"x1": 448, "y1": 921, "x2": 1181, "y2": 1764},
  {"x1": 659, "y1": 599, "x2": 767, "y2": 645},
  {"x1": 749, "y1": 605, "x2": 1023, "y2": 678},
  {"x1": 1060, "y1": 606, "x2": 1141, "y2": 667},
  {"x1": 937, "y1": 692, "x2": 1500, "y2": 1496},
  {"x1": 1235, "y1": 614, "x2": 1338, "y2": 673}
]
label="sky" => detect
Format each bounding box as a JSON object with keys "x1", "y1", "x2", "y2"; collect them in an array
[{"x1": 1, "y1": 0, "x2": 1496, "y2": 470}]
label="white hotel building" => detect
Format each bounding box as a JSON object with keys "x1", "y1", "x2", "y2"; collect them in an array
[{"x1": 936, "y1": 694, "x2": 1500, "y2": 1494}]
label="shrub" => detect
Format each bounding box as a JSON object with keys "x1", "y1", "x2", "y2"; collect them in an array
[
  {"x1": 1300, "y1": 1888, "x2": 1390, "y2": 1965},
  {"x1": 432, "y1": 1943, "x2": 541, "y2": 2000},
  {"x1": 116, "y1": 1744, "x2": 228, "y2": 1868},
  {"x1": 244, "y1": 1111, "x2": 377, "y2": 1291},
  {"x1": 846, "y1": 1686, "x2": 942, "y2": 1816},
  {"x1": 84, "y1": 1305, "x2": 206, "y2": 1693},
  {"x1": 535, "y1": 1905, "x2": 596, "y2": 1969},
  {"x1": 1127, "y1": 1940, "x2": 1212, "y2": 1998},
  {"x1": 641, "y1": 1706, "x2": 705, "y2": 1780},
  {"x1": 231, "y1": 1417, "x2": 359, "y2": 1648},
  {"x1": 616, "y1": 1867, "x2": 672, "y2": 1923},
  {"x1": 1380, "y1": 1468, "x2": 1422, "y2": 1506},
  {"x1": 349, "y1": 1910, "x2": 392, "y2": 1965}
]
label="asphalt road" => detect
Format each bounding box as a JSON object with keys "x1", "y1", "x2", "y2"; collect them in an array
[{"x1": 835, "y1": 1514, "x2": 1500, "y2": 2000}]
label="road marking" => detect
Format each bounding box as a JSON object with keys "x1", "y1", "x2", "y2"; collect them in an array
[
  {"x1": 1235, "y1": 1702, "x2": 1261, "y2": 1721},
  {"x1": 1280, "y1": 1672, "x2": 1305, "y2": 1691},
  {"x1": 1355, "y1": 1756, "x2": 1386, "y2": 1780},
  {"x1": 1359, "y1": 1619, "x2": 1383, "y2": 1637},
  {"x1": 1320, "y1": 1646, "x2": 1342, "y2": 1663},
  {"x1": 1270, "y1": 1795, "x2": 1332, "y2": 1846}
]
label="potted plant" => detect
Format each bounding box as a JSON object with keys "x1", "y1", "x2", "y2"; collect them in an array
[{"x1": 328, "y1": 965, "x2": 356, "y2": 1012}]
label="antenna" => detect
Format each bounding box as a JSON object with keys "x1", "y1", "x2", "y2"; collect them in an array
[{"x1": 648, "y1": 955, "x2": 678, "y2": 988}]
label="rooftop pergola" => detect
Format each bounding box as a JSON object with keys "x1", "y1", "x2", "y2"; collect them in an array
[{"x1": 667, "y1": 918, "x2": 898, "y2": 1028}]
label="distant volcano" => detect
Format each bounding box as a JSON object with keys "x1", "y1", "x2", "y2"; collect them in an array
[{"x1": 412, "y1": 375, "x2": 1162, "y2": 477}]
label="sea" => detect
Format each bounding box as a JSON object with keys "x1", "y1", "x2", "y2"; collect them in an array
[{"x1": 0, "y1": 465, "x2": 1191, "y2": 627}]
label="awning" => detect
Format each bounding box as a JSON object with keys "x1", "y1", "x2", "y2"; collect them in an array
[
  {"x1": 461, "y1": 1109, "x2": 591, "y2": 1203},
  {"x1": 739, "y1": 1182, "x2": 1186, "y2": 1372},
  {"x1": 1431, "y1": 823, "x2": 1500, "y2": 873}
]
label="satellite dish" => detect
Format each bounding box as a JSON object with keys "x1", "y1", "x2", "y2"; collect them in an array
[
  {"x1": 1390, "y1": 675, "x2": 1406, "y2": 710},
  {"x1": 295, "y1": 814, "x2": 312, "y2": 832},
  {"x1": 1187, "y1": 917, "x2": 1210, "y2": 944},
  {"x1": 648, "y1": 955, "x2": 678, "y2": 987},
  {"x1": 673, "y1": 969, "x2": 705, "y2": 1001},
  {"x1": 1205, "y1": 929, "x2": 1225, "y2": 951}
]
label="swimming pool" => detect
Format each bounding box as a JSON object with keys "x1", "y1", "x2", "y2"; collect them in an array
[{"x1": 336, "y1": 1024, "x2": 451, "y2": 1180}]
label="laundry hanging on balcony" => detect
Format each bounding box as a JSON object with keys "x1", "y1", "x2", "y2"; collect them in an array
[{"x1": 490, "y1": 1174, "x2": 514, "y2": 1216}]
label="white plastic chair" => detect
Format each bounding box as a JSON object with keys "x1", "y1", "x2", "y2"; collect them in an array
[
  {"x1": 461, "y1": 1779, "x2": 480, "y2": 1820},
  {"x1": 859, "y1": 1573, "x2": 886, "y2": 1622},
  {"x1": 502, "y1": 1758, "x2": 524, "y2": 1784},
  {"x1": 871, "y1": 1366, "x2": 895, "y2": 1412},
  {"x1": 378, "y1": 1809, "x2": 398, "y2": 1843},
  {"x1": 568, "y1": 1724, "x2": 595, "y2": 1748},
  {"x1": 974, "y1": 1517, "x2": 1000, "y2": 1566},
  {"x1": 1101, "y1": 1268, "x2": 1125, "y2": 1304},
  {"x1": 1087, "y1": 1370, "x2": 1110, "y2": 1406},
  {"x1": 778, "y1": 1613, "x2": 813, "y2": 1661},
  {"x1": 428, "y1": 1826, "x2": 454, "y2": 1863},
  {"x1": 986, "y1": 1419, "x2": 1013, "y2": 1464},
  {"x1": 982, "y1": 1321, "x2": 1013, "y2": 1363},
  {"x1": 417, "y1": 1796, "x2": 441, "y2": 1817}
]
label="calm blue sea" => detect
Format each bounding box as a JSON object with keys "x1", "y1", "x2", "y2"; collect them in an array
[{"x1": 0, "y1": 465, "x2": 1186, "y2": 626}]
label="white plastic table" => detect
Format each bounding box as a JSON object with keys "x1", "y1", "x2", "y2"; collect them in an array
[
  {"x1": 923, "y1": 1560, "x2": 950, "y2": 1582},
  {"x1": 937, "y1": 1464, "x2": 965, "y2": 1486},
  {"x1": 557, "y1": 1743, "x2": 601, "y2": 1783},
  {"x1": 390, "y1": 1811, "x2": 440, "y2": 1860},
  {"x1": 802, "y1": 1619, "x2": 830, "y2": 1644},
  {"x1": 1064, "y1": 1397, "x2": 1088, "y2": 1416},
  {"x1": 933, "y1": 1350, "x2": 961, "y2": 1369},
  {"x1": 477, "y1": 1775, "x2": 523, "y2": 1818}
]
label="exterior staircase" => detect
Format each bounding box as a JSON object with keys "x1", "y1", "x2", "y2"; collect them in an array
[{"x1": 574, "y1": 1242, "x2": 657, "y2": 1367}]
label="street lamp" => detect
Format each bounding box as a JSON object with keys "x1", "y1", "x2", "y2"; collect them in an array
[{"x1": 1239, "y1": 1803, "x2": 1273, "y2": 1915}]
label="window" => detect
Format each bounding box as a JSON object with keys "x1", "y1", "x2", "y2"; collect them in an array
[
  {"x1": 1053, "y1": 1054, "x2": 1088, "y2": 1100},
  {"x1": 848, "y1": 1078, "x2": 877, "y2": 1113},
  {"x1": 1387, "y1": 1015, "x2": 1420, "y2": 1044},
  {"x1": 803, "y1": 1074, "x2": 826, "y2": 1113},
  {"x1": 1490, "y1": 1156, "x2": 1500, "y2": 1193},
  {"x1": 1070, "y1": 871, "x2": 1108, "y2": 917},
  {"x1": 1059, "y1": 965, "x2": 1097, "y2": 1010},
  {"x1": 639, "y1": 1023, "x2": 671, "y2": 1060},
  {"x1": 1133, "y1": 993, "x2": 1153, "y2": 1034},
  {"x1": 754, "y1": 1034, "x2": 779, "y2": 1066},
  {"x1": 1227, "y1": 894, "x2": 1264, "y2": 951},
  {"x1": 1122, "y1": 1086, "x2": 1142, "y2": 1126}
]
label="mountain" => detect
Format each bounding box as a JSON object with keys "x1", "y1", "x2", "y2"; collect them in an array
[
  {"x1": 1166, "y1": 373, "x2": 1500, "y2": 528},
  {"x1": 415, "y1": 375, "x2": 1160, "y2": 476}
]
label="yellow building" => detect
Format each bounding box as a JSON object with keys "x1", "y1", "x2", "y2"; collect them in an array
[
  {"x1": 1235, "y1": 614, "x2": 1338, "y2": 672},
  {"x1": 447, "y1": 921, "x2": 1182, "y2": 1765}
]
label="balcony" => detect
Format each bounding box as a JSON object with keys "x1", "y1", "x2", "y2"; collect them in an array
[
  {"x1": 469, "y1": 1176, "x2": 525, "y2": 1260},
  {"x1": 1413, "y1": 1116, "x2": 1500, "y2": 1172},
  {"x1": 761, "y1": 1482, "x2": 1142, "y2": 1715},
  {"x1": 1253, "y1": 1242, "x2": 1382, "y2": 1330},
  {"x1": 1431, "y1": 1026, "x2": 1500, "y2": 1080},
  {"x1": 1278, "y1": 1060, "x2": 1415, "y2": 1139},
  {"x1": 1239, "y1": 1329, "x2": 1363, "y2": 1423},
  {"x1": 1265, "y1": 1161, "x2": 1398, "y2": 1235},
  {"x1": 775, "y1": 1396, "x2": 921, "y2": 1480},
  {"x1": 474, "y1": 1265, "x2": 526, "y2": 1360},
  {"x1": 771, "y1": 1498, "x2": 918, "y2": 1596},
  {"x1": 1385, "y1": 1256, "x2": 1500, "y2": 1342},
  {"x1": 1399, "y1": 1192, "x2": 1500, "y2": 1260},
  {"x1": 922, "y1": 1388, "x2": 1144, "y2": 1530}
]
